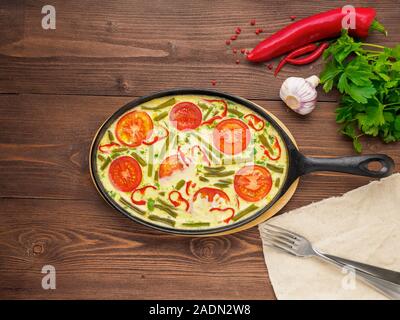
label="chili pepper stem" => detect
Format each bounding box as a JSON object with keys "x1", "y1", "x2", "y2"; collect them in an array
[{"x1": 369, "y1": 19, "x2": 388, "y2": 36}]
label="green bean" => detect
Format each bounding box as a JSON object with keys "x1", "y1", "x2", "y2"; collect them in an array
[
  {"x1": 154, "y1": 169, "x2": 159, "y2": 182},
  {"x1": 232, "y1": 204, "x2": 259, "y2": 222},
  {"x1": 275, "y1": 177, "x2": 281, "y2": 188},
  {"x1": 199, "y1": 176, "x2": 209, "y2": 182},
  {"x1": 227, "y1": 108, "x2": 244, "y2": 117},
  {"x1": 159, "y1": 192, "x2": 166, "y2": 196},
  {"x1": 204, "y1": 170, "x2": 235, "y2": 178},
  {"x1": 198, "y1": 102, "x2": 209, "y2": 110},
  {"x1": 259, "y1": 134, "x2": 273, "y2": 154},
  {"x1": 107, "y1": 130, "x2": 115, "y2": 142},
  {"x1": 131, "y1": 152, "x2": 146, "y2": 166},
  {"x1": 148, "y1": 146, "x2": 153, "y2": 177},
  {"x1": 203, "y1": 106, "x2": 213, "y2": 121},
  {"x1": 154, "y1": 204, "x2": 178, "y2": 218},
  {"x1": 175, "y1": 179, "x2": 185, "y2": 190},
  {"x1": 182, "y1": 222, "x2": 210, "y2": 227},
  {"x1": 119, "y1": 198, "x2": 146, "y2": 216},
  {"x1": 218, "y1": 179, "x2": 232, "y2": 184},
  {"x1": 204, "y1": 166, "x2": 225, "y2": 172},
  {"x1": 156, "y1": 197, "x2": 177, "y2": 210},
  {"x1": 266, "y1": 163, "x2": 284, "y2": 173},
  {"x1": 112, "y1": 147, "x2": 128, "y2": 153},
  {"x1": 110, "y1": 152, "x2": 121, "y2": 159},
  {"x1": 153, "y1": 111, "x2": 168, "y2": 121},
  {"x1": 142, "y1": 97, "x2": 176, "y2": 110},
  {"x1": 213, "y1": 183, "x2": 229, "y2": 188},
  {"x1": 148, "y1": 214, "x2": 176, "y2": 227},
  {"x1": 100, "y1": 157, "x2": 111, "y2": 170},
  {"x1": 97, "y1": 154, "x2": 105, "y2": 162}
]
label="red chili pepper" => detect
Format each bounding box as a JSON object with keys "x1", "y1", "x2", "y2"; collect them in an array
[
  {"x1": 247, "y1": 7, "x2": 383, "y2": 63},
  {"x1": 244, "y1": 114, "x2": 265, "y2": 131},
  {"x1": 201, "y1": 99, "x2": 228, "y2": 126},
  {"x1": 143, "y1": 126, "x2": 169, "y2": 146},
  {"x1": 98, "y1": 142, "x2": 120, "y2": 153},
  {"x1": 168, "y1": 190, "x2": 189, "y2": 211},
  {"x1": 191, "y1": 145, "x2": 211, "y2": 166},
  {"x1": 274, "y1": 43, "x2": 318, "y2": 77},
  {"x1": 261, "y1": 136, "x2": 282, "y2": 161},
  {"x1": 210, "y1": 207, "x2": 235, "y2": 223},
  {"x1": 131, "y1": 185, "x2": 157, "y2": 205},
  {"x1": 286, "y1": 42, "x2": 329, "y2": 65}
]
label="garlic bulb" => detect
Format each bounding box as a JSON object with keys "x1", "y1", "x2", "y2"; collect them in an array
[{"x1": 279, "y1": 75, "x2": 320, "y2": 115}]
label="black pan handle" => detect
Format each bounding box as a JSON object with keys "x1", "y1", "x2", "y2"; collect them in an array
[{"x1": 298, "y1": 154, "x2": 395, "y2": 178}]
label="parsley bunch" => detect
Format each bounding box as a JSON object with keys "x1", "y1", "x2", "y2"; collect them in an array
[{"x1": 320, "y1": 30, "x2": 400, "y2": 152}]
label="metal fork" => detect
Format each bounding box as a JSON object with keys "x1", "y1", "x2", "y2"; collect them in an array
[{"x1": 261, "y1": 223, "x2": 400, "y2": 300}]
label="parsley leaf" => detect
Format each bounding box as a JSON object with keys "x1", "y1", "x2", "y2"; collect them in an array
[{"x1": 320, "y1": 30, "x2": 400, "y2": 152}]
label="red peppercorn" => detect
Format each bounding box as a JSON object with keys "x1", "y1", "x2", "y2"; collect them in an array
[
  {"x1": 236, "y1": 59, "x2": 240, "y2": 64},
  {"x1": 267, "y1": 64, "x2": 273, "y2": 70},
  {"x1": 240, "y1": 48, "x2": 246, "y2": 54},
  {"x1": 245, "y1": 49, "x2": 250, "y2": 55},
  {"x1": 230, "y1": 35, "x2": 237, "y2": 41},
  {"x1": 235, "y1": 27, "x2": 241, "y2": 34},
  {"x1": 211, "y1": 80, "x2": 217, "y2": 86},
  {"x1": 250, "y1": 19, "x2": 256, "y2": 26},
  {"x1": 232, "y1": 48, "x2": 237, "y2": 54},
  {"x1": 290, "y1": 15, "x2": 297, "y2": 21},
  {"x1": 256, "y1": 28, "x2": 263, "y2": 33},
  {"x1": 225, "y1": 40, "x2": 231, "y2": 45}
]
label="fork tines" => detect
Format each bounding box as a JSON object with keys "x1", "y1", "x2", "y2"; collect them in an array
[{"x1": 261, "y1": 224, "x2": 299, "y2": 255}]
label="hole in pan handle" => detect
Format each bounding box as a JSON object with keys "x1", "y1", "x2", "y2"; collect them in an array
[{"x1": 298, "y1": 154, "x2": 395, "y2": 178}]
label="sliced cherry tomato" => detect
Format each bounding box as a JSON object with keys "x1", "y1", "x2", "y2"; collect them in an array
[
  {"x1": 108, "y1": 156, "x2": 142, "y2": 192},
  {"x1": 193, "y1": 187, "x2": 230, "y2": 203},
  {"x1": 169, "y1": 102, "x2": 202, "y2": 131},
  {"x1": 234, "y1": 165, "x2": 272, "y2": 202},
  {"x1": 116, "y1": 111, "x2": 153, "y2": 147},
  {"x1": 213, "y1": 119, "x2": 250, "y2": 155},
  {"x1": 158, "y1": 155, "x2": 185, "y2": 179}
]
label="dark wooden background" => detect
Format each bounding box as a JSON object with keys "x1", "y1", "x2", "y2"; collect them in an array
[{"x1": 0, "y1": 0, "x2": 399, "y2": 299}]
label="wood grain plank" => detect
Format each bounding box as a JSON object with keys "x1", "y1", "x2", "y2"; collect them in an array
[
  {"x1": 0, "y1": 198, "x2": 273, "y2": 299},
  {"x1": 0, "y1": 0, "x2": 399, "y2": 99},
  {"x1": 0, "y1": 93, "x2": 398, "y2": 204}
]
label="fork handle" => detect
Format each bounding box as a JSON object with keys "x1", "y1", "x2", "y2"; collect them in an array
[
  {"x1": 315, "y1": 251, "x2": 400, "y2": 300},
  {"x1": 324, "y1": 254, "x2": 400, "y2": 285}
]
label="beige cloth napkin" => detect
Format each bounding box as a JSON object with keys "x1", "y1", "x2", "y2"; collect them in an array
[{"x1": 259, "y1": 174, "x2": 400, "y2": 300}]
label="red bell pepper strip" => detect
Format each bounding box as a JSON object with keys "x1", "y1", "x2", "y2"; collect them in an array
[
  {"x1": 261, "y1": 136, "x2": 282, "y2": 161},
  {"x1": 201, "y1": 99, "x2": 228, "y2": 126},
  {"x1": 274, "y1": 43, "x2": 318, "y2": 77},
  {"x1": 244, "y1": 114, "x2": 265, "y2": 131},
  {"x1": 131, "y1": 185, "x2": 157, "y2": 205},
  {"x1": 210, "y1": 207, "x2": 235, "y2": 223},
  {"x1": 191, "y1": 145, "x2": 211, "y2": 166},
  {"x1": 142, "y1": 126, "x2": 169, "y2": 146},
  {"x1": 185, "y1": 181, "x2": 193, "y2": 196},
  {"x1": 168, "y1": 190, "x2": 190, "y2": 211},
  {"x1": 286, "y1": 42, "x2": 329, "y2": 65},
  {"x1": 247, "y1": 7, "x2": 385, "y2": 63},
  {"x1": 98, "y1": 142, "x2": 120, "y2": 153}
]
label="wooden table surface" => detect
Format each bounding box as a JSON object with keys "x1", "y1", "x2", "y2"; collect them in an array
[{"x1": 0, "y1": 0, "x2": 399, "y2": 299}]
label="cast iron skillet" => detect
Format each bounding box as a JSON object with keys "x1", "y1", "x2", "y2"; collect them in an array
[{"x1": 90, "y1": 88, "x2": 395, "y2": 235}]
